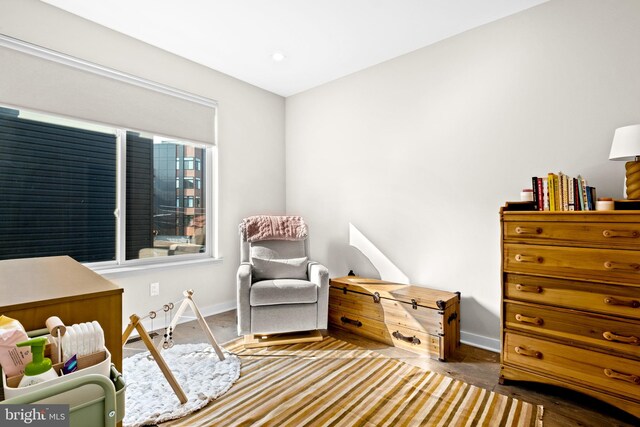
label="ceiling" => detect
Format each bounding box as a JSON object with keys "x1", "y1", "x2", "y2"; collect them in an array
[{"x1": 42, "y1": 0, "x2": 548, "y2": 97}]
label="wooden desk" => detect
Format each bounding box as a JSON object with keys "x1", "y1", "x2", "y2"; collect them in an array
[{"x1": 0, "y1": 256, "x2": 123, "y2": 371}]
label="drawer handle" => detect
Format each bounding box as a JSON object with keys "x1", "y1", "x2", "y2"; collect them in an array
[
  {"x1": 515, "y1": 284, "x2": 543, "y2": 293},
  {"x1": 514, "y1": 254, "x2": 543, "y2": 263},
  {"x1": 603, "y1": 331, "x2": 640, "y2": 345},
  {"x1": 392, "y1": 331, "x2": 421, "y2": 345},
  {"x1": 603, "y1": 261, "x2": 640, "y2": 271},
  {"x1": 604, "y1": 368, "x2": 640, "y2": 385},
  {"x1": 515, "y1": 314, "x2": 543, "y2": 326},
  {"x1": 340, "y1": 316, "x2": 362, "y2": 327},
  {"x1": 515, "y1": 346, "x2": 542, "y2": 359},
  {"x1": 604, "y1": 296, "x2": 640, "y2": 308},
  {"x1": 602, "y1": 229, "x2": 640, "y2": 238},
  {"x1": 515, "y1": 226, "x2": 542, "y2": 235}
]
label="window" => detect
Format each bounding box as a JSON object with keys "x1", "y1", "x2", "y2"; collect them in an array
[
  {"x1": 195, "y1": 158, "x2": 202, "y2": 171},
  {"x1": 0, "y1": 105, "x2": 214, "y2": 267},
  {"x1": 183, "y1": 157, "x2": 194, "y2": 170}
]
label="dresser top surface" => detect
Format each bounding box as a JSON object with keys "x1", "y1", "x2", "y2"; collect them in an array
[{"x1": 0, "y1": 256, "x2": 122, "y2": 309}]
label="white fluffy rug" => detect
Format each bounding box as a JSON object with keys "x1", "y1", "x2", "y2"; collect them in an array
[{"x1": 122, "y1": 343, "x2": 240, "y2": 427}]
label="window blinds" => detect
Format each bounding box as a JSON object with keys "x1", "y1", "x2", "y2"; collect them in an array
[{"x1": 0, "y1": 36, "x2": 216, "y2": 145}]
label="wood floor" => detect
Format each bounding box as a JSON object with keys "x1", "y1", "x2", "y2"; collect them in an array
[{"x1": 123, "y1": 310, "x2": 639, "y2": 427}]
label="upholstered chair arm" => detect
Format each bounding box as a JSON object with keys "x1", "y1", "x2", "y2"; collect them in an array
[
  {"x1": 237, "y1": 262, "x2": 253, "y2": 335},
  {"x1": 308, "y1": 261, "x2": 329, "y2": 329}
]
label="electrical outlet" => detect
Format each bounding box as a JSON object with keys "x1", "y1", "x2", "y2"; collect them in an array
[{"x1": 149, "y1": 282, "x2": 160, "y2": 296}]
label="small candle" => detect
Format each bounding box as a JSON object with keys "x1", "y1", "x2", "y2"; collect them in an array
[
  {"x1": 520, "y1": 189, "x2": 534, "y2": 202},
  {"x1": 596, "y1": 198, "x2": 614, "y2": 211}
]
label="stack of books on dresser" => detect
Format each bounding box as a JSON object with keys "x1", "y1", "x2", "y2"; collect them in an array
[{"x1": 530, "y1": 173, "x2": 596, "y2": 211}]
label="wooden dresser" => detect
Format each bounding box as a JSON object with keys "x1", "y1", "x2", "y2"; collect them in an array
[
  {"x1": 500, "y1": 205, "x2": 640, "y2": 418},
  {"x1": 0, "y1": 256, "x2": 123, "y2": 371},
  {"x1": 329, "y1": 276, "x2": 460, "y2": 361}
]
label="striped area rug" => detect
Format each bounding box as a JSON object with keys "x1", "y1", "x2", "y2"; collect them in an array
[{"x1": 162, "y1": 337, "x2": 543, "y2": 427}]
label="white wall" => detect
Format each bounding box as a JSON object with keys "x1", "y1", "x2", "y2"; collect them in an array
[
  {"x1": 0, "y1": 0, "x2": 286, "y2": 329},
  {"x1": 286, "y1": 0, "x2": 640, "y2": 351}
]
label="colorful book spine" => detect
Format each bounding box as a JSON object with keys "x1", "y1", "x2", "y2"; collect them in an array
[
  {"x1": 576, "y1": 175, "x2": 587, "y2": 211},
  {"x1": 542, "y1": 178, "x2": 549, "y2": 211},
  {"x1": 532, "y1": 177, "x2": 539, "y2": 208},
  {"x1": 553, "y1": 174, "x2": 562, "y2": 211},
  {"x1": 537, "y1": 178, "x2": 544, "y2": 211},
  {"x1": 549, "y1": 173, "x2": 558, "y2": 211},
  {"x1": 581, "y1": 176, "x2": 589, "y2": 211},
  {"x1": 568, "y1": 176, "x2": 575, "y2": 211},
  {"x1": 547, "y1": 173, "x2": 556, "y2": 211},
  {"x1": 586, "y1": 186, "x2": 594, "y2": 210},
  {"x1": 557, "y1": 173, "x2": 562, "y2": 211},
  {"x1": 562, "y1": 173, "x2": 569, "y2": 211},
  {"x1": 573, "y1": 178, "x2": 580, "y2": 211}
]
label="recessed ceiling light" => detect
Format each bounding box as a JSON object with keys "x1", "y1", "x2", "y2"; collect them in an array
[{"x1": 271, "y1": 52, "x2": 286, "y2": 62}]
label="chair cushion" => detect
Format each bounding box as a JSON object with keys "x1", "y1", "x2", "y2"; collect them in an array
[
  {"x1": 250, "y1": 279, "x2": 318, "y2": 306},
  {"x1": 252, "y1": 256, "x2": 308, "y2": 280}
]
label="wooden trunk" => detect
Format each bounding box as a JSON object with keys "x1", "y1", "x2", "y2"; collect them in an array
[
  {"x1": 500, "y1": 204, "x2": 640, "y2": 419},
  {"x1": 329, "y1": 276, "x2": 460, "y2": 361}
]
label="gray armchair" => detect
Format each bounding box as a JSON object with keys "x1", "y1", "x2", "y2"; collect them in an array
[{"x1": 237, "y1": 229, "x2": 329, "y2": 344}]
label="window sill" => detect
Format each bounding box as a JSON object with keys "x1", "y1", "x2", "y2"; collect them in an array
[{"x1": 88, "y1": 256, "x2": 223, "y2": 276}]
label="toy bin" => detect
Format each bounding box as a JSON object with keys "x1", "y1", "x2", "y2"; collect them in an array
[
  {"x1": 3, "y1": 348, "x2": 111, "y2": 399},
  {"x1": 1, "y1": 365, "x2": 125, "y2": 427}
]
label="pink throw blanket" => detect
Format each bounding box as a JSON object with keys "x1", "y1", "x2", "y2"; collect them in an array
[{"x1": 240, "y1": 215, "x2": 308, "y2": 242}]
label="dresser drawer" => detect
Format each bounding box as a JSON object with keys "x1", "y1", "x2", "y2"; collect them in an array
[
  {"x1": 504, "y1": 243, "x2": 640, "y2": 285},
  {"x1": 328, "y1": 308, "x2": 441, "y2": 358},
  {"x1": 504, "y1": 332, "x2": 640, "y2": 400},
  {"x1": 504, "y1": 274, "x2": 640, "y2": 320},
  {"x1": 328, "y1": 287, "x2": 443, "y2": 335},
  {"x1": 504, "y1": 302, "x2": 640, "y2": 359},
  {"x1": 504, "y1": 221, "x2": 640, "y2": 249}
]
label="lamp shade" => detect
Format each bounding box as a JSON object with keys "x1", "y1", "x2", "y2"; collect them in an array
[{"x1": 609, "y1": 124, "x2": 640, "y2": 161}]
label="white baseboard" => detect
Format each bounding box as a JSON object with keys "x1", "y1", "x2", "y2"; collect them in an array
[
  {"x1": 126, "y1": 304, "x2": 502, "y2": 355},
  {"x1": 197, "y1": 300, "x2": 237, "y2": 319},
  {"x1": 125, "y1": 300, "x2": 236, "y2": 340},
  {"x1": 460, "y1": 330, "x2": 500, "y2": 353}
]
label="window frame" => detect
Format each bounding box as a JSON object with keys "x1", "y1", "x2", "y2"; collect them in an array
[
  {"x1": 97, "y1": 129, "x2": 218, "y2": 272},
  {"x1": 0, "y1": 35, "x2": 219, "y2": 273}
]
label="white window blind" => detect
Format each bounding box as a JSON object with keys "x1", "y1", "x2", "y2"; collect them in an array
[{"x1": 0, "y1": 35, "x2": 216, "y2": 145}]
